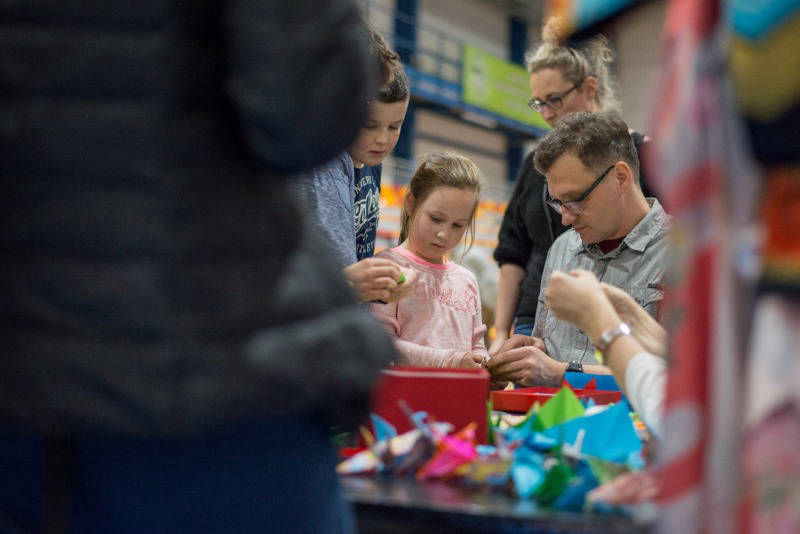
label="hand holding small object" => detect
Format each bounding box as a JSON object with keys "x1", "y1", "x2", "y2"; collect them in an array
[
  {"x1": 486, "y1": 342, "x2": 565, "y2": 388},
  {"x1": 382, "y1": 267, "x2": 417, "y2": 303},
  {"x1": 344, "y1": 257, "x2": 407, "y2": 302},
  {"x1": 488, "y1": 330, "x2": 509, "y2": 356},
  {"x1": 544, "y1": 270, "x2": 611, "y2": 331},
  {"x1": 459, "y1": 352, "x2": 484, "y2": 369}
]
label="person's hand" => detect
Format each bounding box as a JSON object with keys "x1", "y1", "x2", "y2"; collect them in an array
[
  {"x1": 496, "y1": 334, "x2": 546, "y2": 353},
  {"x1": 488, "y1": 330, "x2": 509, "y2": 356},
  {"x1": 600, "y1": 283, "x2": 667, "y2": 356},
  {"x1": 586, "y1": 471, "x2": 659, "y2": 506},
  {"x1": 544, "y1": 270, "x2": 612, "y2": 332},
  {"x1": 459, "y1": 352, "x2": 484, "y2": 369},
  {"x1": 486, "y1": 343, "x2": 566, "y2": 387},
  {"x1": 343, "y1": 258, "x2": 408, "y2": 302},
  {"x1": 384, "y1": 266, "x2": 416, "y2": 303},
  {"x1": 600, "y1": 283, "x2": 645, "y2": 322}
]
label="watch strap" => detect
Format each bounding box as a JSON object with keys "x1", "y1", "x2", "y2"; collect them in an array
[
  {"x1": 566, "y1": 360, "x2": 584, "y2": 373},
  {"x1": 594, "y1": 322, "x2": 631, "y2": 352}
]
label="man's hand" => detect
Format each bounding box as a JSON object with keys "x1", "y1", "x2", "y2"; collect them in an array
[
  {"x1": 343, "y1": 258, "x2": 414, "y2": 302},
  {"x1": 496, "y1": 334, "x2": 546, "y2": 353},
  {"x1": 486, "y1": 343, "x2": 566, "y2": 388}
]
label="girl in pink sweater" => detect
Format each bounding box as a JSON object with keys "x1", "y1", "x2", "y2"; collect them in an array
[{"x1": 370, "y1": 152, "x2": 489, "y2": 369}]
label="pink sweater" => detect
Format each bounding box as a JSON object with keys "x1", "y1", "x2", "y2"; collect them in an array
[{"x1": 370, "y1": 246, "x2": 488, "y2": 367}]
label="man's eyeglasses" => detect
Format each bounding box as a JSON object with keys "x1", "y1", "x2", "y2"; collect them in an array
[
  {"x1": 528, "y1": 82, "x2": 581, "y2": 113},
  {"x1": 546, "y1": 163, "x2": 616, "y2": 216}
]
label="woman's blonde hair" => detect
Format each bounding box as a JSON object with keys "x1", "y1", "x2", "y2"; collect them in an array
[
  {"x1": 399, "y1": 152, "x2": 483, "y2": 257},
  {"x1": 525, "y1": 16, "x2": 621, "y2": 114}
]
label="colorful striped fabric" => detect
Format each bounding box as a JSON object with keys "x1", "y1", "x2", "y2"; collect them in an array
[
  {"x1": 545, "y1": 1, "x2": 800, "y2": 530},
  {"x1": 731, "y1": 1, "x2": 800, "y2": 532},
  {"x1": 645, "y1": 0, "x2": 760, "y2": 532},
  {"x1": 648, "y1": 0, "x2": 800, "y2": 530}
]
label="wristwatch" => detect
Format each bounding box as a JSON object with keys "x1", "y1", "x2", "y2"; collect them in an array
[
  {"x1": 594, "y1": 322, "x2": 632, "y2": 352},
  {"x1": 566, "y1": 360, "x2": 584, "y2": 373}
]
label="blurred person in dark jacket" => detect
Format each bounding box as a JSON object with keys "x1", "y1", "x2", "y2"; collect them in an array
[{"x1": 0, "y1": 1, "x2": 395, "y2": 532}]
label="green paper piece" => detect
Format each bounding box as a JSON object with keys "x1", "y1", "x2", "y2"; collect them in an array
[
  {"x1": 534, "y1": 462, "x2": 573, "y2": 505},
  {"x1": 397, "y1": 273, "x2": 406, "y2": 284},
  {"x1": 586, "y1": 457, "x2": 630, "y2": 485},
  {"x1": 520, "y1": 400, "x2": 541, "y2": 423},
  {"x1": 533, "y1": 387, "x2": 585, "y2": 432}
]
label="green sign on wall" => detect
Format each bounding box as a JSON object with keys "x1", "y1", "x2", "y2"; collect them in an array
[{"x1": 462, "y1": 43, "x2": 550, "y2": 130}]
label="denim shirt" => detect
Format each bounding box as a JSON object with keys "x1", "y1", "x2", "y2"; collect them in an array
[{"x1": 533, "y1": 198, "x2": 670, "y2": 364}]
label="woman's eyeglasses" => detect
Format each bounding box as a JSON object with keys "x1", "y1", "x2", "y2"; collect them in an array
[{"x1": 528, "y1": 83, "x2": 581, "y2": 113}]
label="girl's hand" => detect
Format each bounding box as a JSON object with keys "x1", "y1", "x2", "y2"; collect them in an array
[
  {"x1": 343, "y1": 258, "x2": 404, "y2": 302},
  {"x1": 494, "y1": 334, "x2": 546, "y2": 354},
  {"x1": 488, "y1": 330, "x2": 509, "y2": 356},
  {"x1": 459, "y1": 352, "x2": 484, "y2": 369}
]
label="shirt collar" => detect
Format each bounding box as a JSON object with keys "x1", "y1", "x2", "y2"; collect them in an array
[
  {"x1": 621, "y1": 198, "x2": 668, "y2": 253},
  {"x1": 572, "y1": 198, "x2": 669, "y2": 257}
]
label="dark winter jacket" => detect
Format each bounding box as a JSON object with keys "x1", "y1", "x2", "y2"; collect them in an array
[{"x1": 0, "y1": 0, "x2": 395, "y2": 437}]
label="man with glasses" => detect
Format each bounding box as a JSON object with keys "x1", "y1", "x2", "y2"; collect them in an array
[
  {"x1": 490, "y1": 33, "x2": 656, "y2": 358},
  {"x1": 487, "y1": 112, "x2": 669, "y2": 387}
]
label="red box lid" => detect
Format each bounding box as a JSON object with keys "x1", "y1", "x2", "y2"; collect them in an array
[
  {"x1": 490, "y1": 387, "x2": 622, "y2": 413},
  {"x1": 370, "y1": 366, "x2": 490, "y2": 444}
]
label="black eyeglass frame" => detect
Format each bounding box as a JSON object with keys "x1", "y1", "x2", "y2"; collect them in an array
[
  {"x1": 528, "y1": 81, "x2": 582, "y2": 113},
  {"x1": 546, "y1": 163, "x2": 616, "y2": 216}
]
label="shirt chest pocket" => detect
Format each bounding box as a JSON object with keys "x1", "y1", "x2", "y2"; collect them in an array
[
  {"x1": 537, "y1": 294, "x2": 568, "y2": 342},
  {"x1": 622, "y1": 285, "x2": 664, "y2": 319}
]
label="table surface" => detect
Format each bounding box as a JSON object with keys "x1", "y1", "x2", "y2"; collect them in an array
[{"x1": 341, "y1": 474, "x2": 652, "y2": 534}]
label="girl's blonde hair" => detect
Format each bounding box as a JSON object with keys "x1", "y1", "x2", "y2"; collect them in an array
[
  {"x1": 525, "y1": 16, "x2": 621, "y2": 114},
  {"x1": 399, "y1": 152, "x2": 483, "y2": 256}
]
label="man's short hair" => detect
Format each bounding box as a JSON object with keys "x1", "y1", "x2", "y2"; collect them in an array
[{"x1": 533, "y1": 111, "x2": 640, "y2": 184}]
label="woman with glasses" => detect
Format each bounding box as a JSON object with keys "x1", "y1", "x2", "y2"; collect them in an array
[{"x1": 490, "y1": 17, "x2": 654, "y2": 354}]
